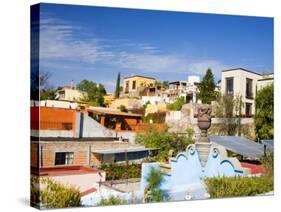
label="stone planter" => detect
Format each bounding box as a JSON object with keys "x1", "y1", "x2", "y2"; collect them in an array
[{"x1": 197, "y1": 105, "x2": 212, "y2": 143}]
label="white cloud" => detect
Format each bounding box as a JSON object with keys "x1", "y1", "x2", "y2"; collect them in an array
[
  {"x1": 39, "y1": 16, "x2": 228, "y2": 79},
  {"x1": 39, "y1": 17, "x2": 114, "y2": 63}
]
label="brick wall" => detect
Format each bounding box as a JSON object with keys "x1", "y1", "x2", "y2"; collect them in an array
[{"x1": 31, "y1": 141, "x2": 141, "y2": 168}]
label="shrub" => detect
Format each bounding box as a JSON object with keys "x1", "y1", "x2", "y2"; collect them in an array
[
  {"x1": 118, "y1": 105, "x2": 128, "y2": 112},
  {"x1": 99, "y1": 163, "x2": 141, "y2": 181},
  {"x1": 98, "y1": 196, "x2": 127, "y2": 206},
  {"x1": 30, "y1": 176, "x2": 81, "y2": 209},
  {"x1": 205, "y1": 176, "x2": 273, "y2": 198},
  {"x1": 143, "y1": 112, "x2": 166, "y2": 123},
  {"x1": 167, "y1": 97, "x2": 185, "y2": 111}
]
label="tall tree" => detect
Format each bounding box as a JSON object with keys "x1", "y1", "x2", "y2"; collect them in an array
[
  {"x1": 38, "y1": 71, "x2": 57, "y2": 100},
  {"x1": 255, "y1": 83, "x2": 274, "y2": 139},
  {"x1": 115, "y1": 72, "x2": 121, "y2": 98},
  {"x1": 144, "y1": 167, "x2": 165, "y2": 203},
  {"x1": 197, "y1": 68, "x2": 217, "y2": 104}
]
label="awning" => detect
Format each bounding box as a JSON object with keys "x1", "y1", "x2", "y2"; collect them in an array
[
  {"x1": 209, "y1": 135, "x2": 265, "y2": 159},
  {"x1": 92, "y1": 147, "x2": 157, "y2": 154}
]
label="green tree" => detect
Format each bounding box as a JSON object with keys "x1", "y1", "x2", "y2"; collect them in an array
[
  {"x1": 115, "y1": 72, "x2": 121, "y2": 98},
  {"x1": 144, "y1": 167, "x2": 166, "y2": 203},
  {"x1": 98, "y1": 196, "x2": 127, "y2": 206},
  {"x1": 213, "y1": 94, "x2": 244, "y2": 136},
  {"x1": 167, "y1": 96, "x2": 185, "y2": 111},
  {"x1": 234, "y1": 94, "x2": 244, "y2": 136},
  {"x1": 78, "y1": 80, "x2": 106, "y2": 106},
  {"x1": 136, "y1": 128, "x2": 193, "y2": 162},
  {"x1": 162, "y1": 81, "x2": 169, "y2": 90},
  {"x1": 255, "y1": 83, "x2": 274, "y2": 139},
  {"x1": 197, "y1": 68, "x2": 217, "y2": 104},
  {"x1": 40, "y1": 88, "x2": 56, "y2": 100}
]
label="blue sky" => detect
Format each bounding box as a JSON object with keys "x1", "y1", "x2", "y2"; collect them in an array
[{"x1": 36, "y1": 3, "x2": 274, "y2": 93}]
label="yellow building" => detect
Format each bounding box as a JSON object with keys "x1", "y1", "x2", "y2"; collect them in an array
[
  {"x1": 123, "y1": 75, "x2": 156, "y2": 97},
  {"x1": 110, "y1": 98, "x2": 142, "y2": 111},
  {"x1": 103, "y1": 94, "x2": 115, "y2": 106}
]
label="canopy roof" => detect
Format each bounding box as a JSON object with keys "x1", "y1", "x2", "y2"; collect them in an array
[
  {"x1": 209, "y1": 135, "x2": 266, "y2": 159},
  {"x1": 92, "y1": 146, "x2": 157, "y2": 154}
]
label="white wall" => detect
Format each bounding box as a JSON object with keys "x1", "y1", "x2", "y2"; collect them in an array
[
  {"x1": 257, "y1": 78, "x2": 274, "y2": 90},
  {"x1": 221, "y1": 69, "x2": 262, "y2": 114},
  {"x1": 141, "y1": 96, "x2": 170, "y2": 105},
  {"x1": 40, "y1": 100, "x2": 78, "y2": 109}
]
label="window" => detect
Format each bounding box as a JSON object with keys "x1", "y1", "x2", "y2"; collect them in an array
[
  {"x1": 132, "y1": 80, "x2": 136, "y2": 89},
  {"x1": 246, "y1": 78, "x2": 253, "y2": 99},
  {"x1": 125, "y1": 81, "x2": 129, "y2": 88},
  {"x1": 58, "y1": 90, "x2": 65, "y2": 99},
  {"x1": 245, "y1": 103, "x2": 252, "y2": 116},
  {"x1": 114, "y1": 151, "x2": 149, "y2": 162},
  {"x1": 226, "y1": 77, "x2": 234, "y2": 96},
  {"x1": 125, "y1": 81, "x2": 129, "y2": 93},
  {"x1": 55, "y1": 152, "x2": 74, "y2": 165}
]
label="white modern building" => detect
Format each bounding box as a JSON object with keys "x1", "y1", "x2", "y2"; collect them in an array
[
  {"x1": 167, "y1": 75, "x2": 200, "y2": 104},
  {"x1": 221, "y1": 68, "x2": 274, "y2": 116},
  {"x1": 55, "y1": 86, "x2": 86, "y2": 101}
]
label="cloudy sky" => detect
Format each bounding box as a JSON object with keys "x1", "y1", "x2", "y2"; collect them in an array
[{"x1": 33, "y1": 3, "x2": 274, "y2": 93}]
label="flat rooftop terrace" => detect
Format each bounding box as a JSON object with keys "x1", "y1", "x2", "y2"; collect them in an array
[{"x1": 31, "y1": 166, "x2": 104, "y2": 177}]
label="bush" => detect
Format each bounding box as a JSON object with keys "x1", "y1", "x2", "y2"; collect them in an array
[
  {"x1": 167, "y1": 97, "x2": 185, "y2": 111},
  {"x1": 143, "y1": 112, "x2": 166, "y2": 123},
  {"x1": 99, "y1": 163, "x2": 141, "y2": 180},
  {"x1": 205, "y1": 176, "x2": 273, "y2": 198},
  {"x1": 118, "y1": 105, "x2": 128, "y2": 112},
  {"x1": 136, "y1": 128, "x2": 193, "y2": 162},
  {"x1": 98, "y1": 196, "x2": 127, "y2": 206},
  {"x1": 31, "y1": 176, "x2": 81, "y2": 209}
]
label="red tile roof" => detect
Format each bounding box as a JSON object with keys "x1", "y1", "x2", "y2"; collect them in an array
[{"x1": 240, "y1": 162, "x2": 264, "y2": 174}]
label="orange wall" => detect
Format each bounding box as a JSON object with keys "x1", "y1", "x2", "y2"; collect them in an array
[{"x1": 31, "y1": 107, "x2": 76, "y2": 132}]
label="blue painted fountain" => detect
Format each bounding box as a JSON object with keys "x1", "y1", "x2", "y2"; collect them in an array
[{"x1": 140, "y1": 105, "x2": 248, "y2": 201}]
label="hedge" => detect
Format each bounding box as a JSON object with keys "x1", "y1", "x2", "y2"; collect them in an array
[
  {"x1": 205, "y1": 176, "x2": 273, "y2": 198},
  {"x1": 99, "y1": 163, "x2": 141, "y2": 180}
]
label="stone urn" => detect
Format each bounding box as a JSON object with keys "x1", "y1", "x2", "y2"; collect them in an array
[{"x1": 197, "y1": 105, "x2": 212, "y2": 143}]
